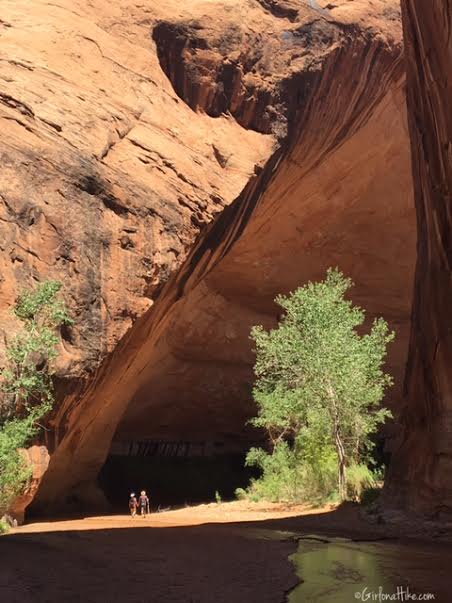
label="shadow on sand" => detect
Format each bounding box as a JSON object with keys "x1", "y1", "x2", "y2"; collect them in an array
[{"x1": 1, "y1": 505, "x2": 451, "y2": 602}]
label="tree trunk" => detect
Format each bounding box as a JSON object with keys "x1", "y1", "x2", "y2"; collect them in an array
[
  {"x1": 334, "y1": 423, "x2": 347, "y2": 501},
  {"x1": 327, "y1": 383, "x2": 348, "y2": 500}
]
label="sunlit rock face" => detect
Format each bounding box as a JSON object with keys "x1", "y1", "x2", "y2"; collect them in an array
[
  {"x1": 0, "y1": 0, "x2": 272, "y2": 514},
  {"x1": 384, "y1": 0, "x2": 452, "y2": 518},
  {"x1": 1, "y1": 0, "x2": 415, "y2": 515},
  {"x1": 0, "y1": 0, "x2": 271, "y2": 377}
]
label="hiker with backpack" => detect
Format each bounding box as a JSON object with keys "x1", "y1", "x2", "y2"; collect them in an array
[
  {"x1": 129, "y1": 493, "x2": 138, "y2": 517},
  {"x1": 138, "y1": 490, "x2": 150, "y2": 517}
]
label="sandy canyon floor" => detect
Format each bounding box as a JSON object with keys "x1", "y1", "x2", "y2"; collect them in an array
[{"x1": 2, "y1": 502, "x2": 452, "y2": 602}]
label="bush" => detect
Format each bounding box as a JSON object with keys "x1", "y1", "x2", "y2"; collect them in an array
[
  {"x1": 0, "y1": 519, "x2": 10, "y2": 534},
  {"x1": 346, "y1": 464, "x2": 377, "y2": 500},
  {"x1": 0, "y1": 416, "x2": 35, "y2": 513},
  {"x1": 243, "y1": 449, "x2": 382, "y2": 506},
  {"x1": 234, "y1": 488, "x2": 247, "y2": 501},
  {"x1": 0, "y1": 280, "x2": 71, "y2": 515},
  {"x1": 246, "y1": 443, "x2": 303, "y2": 502},
  {"x1": 245, "y1": 441, "x2": 338, "y2": 504}
]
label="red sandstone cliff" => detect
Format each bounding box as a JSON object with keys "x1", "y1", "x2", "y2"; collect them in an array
[
  {"x1": 0, "y1": 0, "x2": 271, "y2": 378},
  {"x1": 0, "y1": 1, "x2": 416, "y2": 516},
  {"x1": 384, "y1": 0, "x2": 452, "y2": 518},
  {"x1": 0, "y1": 0, "x2": 273, "y2": 518}
]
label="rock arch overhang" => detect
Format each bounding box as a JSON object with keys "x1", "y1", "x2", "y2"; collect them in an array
[{"x1": 1, "y1": 0, "x2": 415, "y2": 516}]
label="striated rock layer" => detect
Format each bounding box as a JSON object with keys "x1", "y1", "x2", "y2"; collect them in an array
[
  {"x1": 384, "y1": 1, "x2": 452, "y2": 517},
  {"x1": 0, "y1": 0, "x2": 271, "y2": 379},
  {"x1": 25, "y1": 1, "x2": 416, "y2": 514},
  {"x1": 0, "y1": 0, "x2": 272, "y2": 518}
]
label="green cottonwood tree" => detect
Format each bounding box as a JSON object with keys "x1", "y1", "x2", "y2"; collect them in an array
[
  {"x1": 0, "y1": 280, "x2": 72, "y2": 513},
  {"x1": 248, "y1": 268, "x2": 394, "y2": 501}
]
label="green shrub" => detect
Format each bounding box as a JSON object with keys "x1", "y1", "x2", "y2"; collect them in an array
[
  {"x1": 0, "y1": 280, "x2": 71, "y2": 515},
  {"x1": 244, "y1": 447, "x2": 382, "y2": 507},
  {"x1": 346, "y1": 464, "x2": 377, "y2": 500},
  {"x1": 0, "y1": 519, "x2": 10, "y2": 534},
  {"x1": 0, "y1": 416, "x2": 35, "y2": 512},
  {"x1": 234, "y1": 488, "x2": 248, "y2": 501},
  {"x1": 246, "y1": 443, "x2": 302, "y2": 502},
  {"x1": 245, "y1": 440, "x2": 338, "y2": 504}
]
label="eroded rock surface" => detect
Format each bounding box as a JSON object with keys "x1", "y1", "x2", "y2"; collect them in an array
[
  {"x1": 384, "y1": 0, "x2": 452, "y2": 517},
  {"x1": 119, "y1": 0, "x2": 414, "y2": 448},
  {"x1": 0, "y1": 0, "x2": 271, "y2": 378},
  {"x1": 21, "y1": 1, "x2": 416, "y2": 514}
]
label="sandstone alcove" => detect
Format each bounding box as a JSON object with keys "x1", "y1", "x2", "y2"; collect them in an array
[
  {"x1": 91, "y1": 6, "x2": 416, "y2": 510},
  {"x1": 4, "y1": 1, "x2": 452, "y2": 600},
  {"x1": 95, "y1": 85, "x2": 415, "y2": 506},
  {"x1": 15, "y1": 0, "x2": 416, "y2": 517}
]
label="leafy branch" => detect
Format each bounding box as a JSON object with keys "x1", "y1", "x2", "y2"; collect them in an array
[{"x1": 0, "y1": 280, "x2": 72, "y2": 514}]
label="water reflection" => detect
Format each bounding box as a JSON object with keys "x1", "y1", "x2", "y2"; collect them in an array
[{"x1": 289, "y1": 538, "x2": 418, "y2": 602}]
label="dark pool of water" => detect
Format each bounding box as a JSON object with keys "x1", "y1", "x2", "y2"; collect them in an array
[{"x1": 289, "y1": 536, "x2": 446, "y2": 602}]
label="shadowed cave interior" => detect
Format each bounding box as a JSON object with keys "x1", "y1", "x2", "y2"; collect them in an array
[
  {"x1": 96, "y1": 349, "x2": 266, "y2": 509},
  {"x1": 98, "y1": 453, "x2": 259, "y2": 509},
  {"x1": 97, "y1": 404, "x2": 390, "y2": 511}
]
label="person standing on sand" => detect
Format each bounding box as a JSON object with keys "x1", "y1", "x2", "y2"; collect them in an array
[
  {"x1": 139, "y1": 490, "x2": 150, "y2": 517},
  {"x1": 129, "y1": 493, "x2": 138, "y2": 517}
]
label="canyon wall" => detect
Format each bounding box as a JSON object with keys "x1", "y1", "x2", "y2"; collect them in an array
[
  {"x1": 0, "y1": 0, "x2": 416, "y2": 515},
  {"x1": 27, "y1": 1, "x2": 416, "y2": 514},
  {"x1": 0, "y1": 0, "x2": 271, "y2": 381},
  {"x1": 384, "y1": 0, "x2": 452, "y2": 517},
  {"x1": 0, "y1": 0, "x2": 272, "y2": 517}
]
